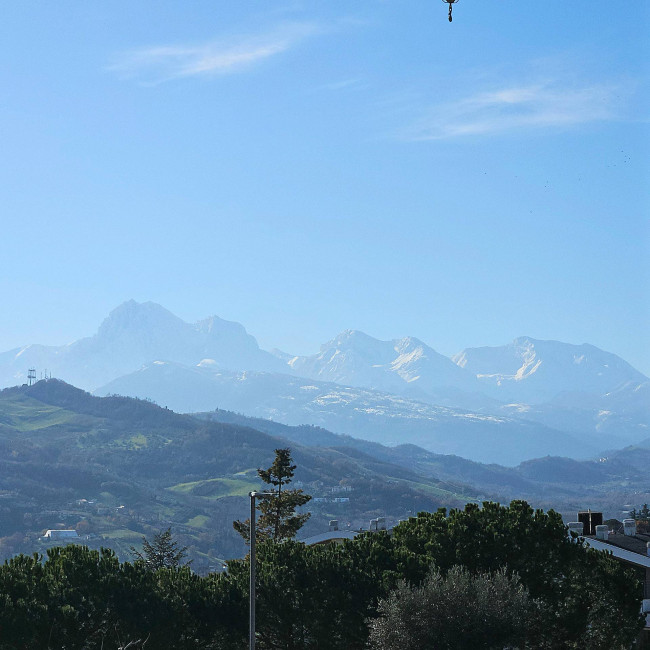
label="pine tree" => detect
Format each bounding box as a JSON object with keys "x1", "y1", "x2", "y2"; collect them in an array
[
  {"x1": 233, "y1": 448, "x2": 311, "y2": 543},
  {"x1": 130, "y1": 527, "x2": 188, "y2": 570}
]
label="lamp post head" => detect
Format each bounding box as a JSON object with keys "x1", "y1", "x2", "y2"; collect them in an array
[{"x1": 442, "y1": 0, "x2": 459, "y2": 22}]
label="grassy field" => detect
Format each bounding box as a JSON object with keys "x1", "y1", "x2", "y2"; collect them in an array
[
  {"x1": 186, "y1": 514, "x2": 210, "y2": 528},
  {"x1": 0, "y1": 395, "x2": 78, "y2": 432},
  {"x1": 101, "y1": 528, "x2": 143, "y2": 541},
  {"x1": 399, "y1": 478, "x2": 478, "y2": 502},
  {"x1": 168, "y1": 477, "x2": 260, "y2": 500}
]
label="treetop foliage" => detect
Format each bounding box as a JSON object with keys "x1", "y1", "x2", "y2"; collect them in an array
[
  {"x1": 0, "y1": 500, "x2": 644, "y2": 649},
  {"x1": 130, "y1": 527, "x2": 189, "y2": 571},
  {"x1": 233, "y1": 448, "x2": 311, "y2": 543},
  {"x1": 629, "y1": 503, "x2": 650, "y2": 520}
]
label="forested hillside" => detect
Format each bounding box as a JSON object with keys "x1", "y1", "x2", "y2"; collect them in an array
[{"x1": 0, "y1": 380, "x2": 475, "y2": 567}]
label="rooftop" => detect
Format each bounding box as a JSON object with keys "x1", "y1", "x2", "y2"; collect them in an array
[{"x1": 584, "y1": 532, "x2": 650, "y2": 569}]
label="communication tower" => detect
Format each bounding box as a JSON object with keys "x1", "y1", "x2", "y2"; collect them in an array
[{"x1": 27, "y1": 368, "x2": 36, "y2": 386}]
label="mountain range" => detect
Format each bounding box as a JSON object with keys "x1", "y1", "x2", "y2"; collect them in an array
[{"x1": 1, "y1": 300, "x2": 647, "y2": 465}]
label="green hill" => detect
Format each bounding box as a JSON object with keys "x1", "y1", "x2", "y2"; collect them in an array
[
  {"x1": 0, "y1": 380, "x2": 476, "y2": 570},
  {"x1": 199, "y1": 407, "x2": 650, "y2": 522}
]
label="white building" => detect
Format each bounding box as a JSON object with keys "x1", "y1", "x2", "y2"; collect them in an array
[{"x1": 43, "y1": 529, "x2": 79, "y2": 540}]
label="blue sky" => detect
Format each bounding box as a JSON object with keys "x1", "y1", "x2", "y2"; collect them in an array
[{"x1": 1, "y1": 1, "x2": 649, "y2": 372}]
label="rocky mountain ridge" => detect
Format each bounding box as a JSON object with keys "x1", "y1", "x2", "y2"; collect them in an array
[
  {"x1": 2, "y1": 300, "x2": 647, "y2": 464},
  {"x1": 0, "y1": 300, "x2": 283, "y2": 390}
]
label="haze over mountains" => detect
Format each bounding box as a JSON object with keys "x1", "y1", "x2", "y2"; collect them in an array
[
  {"x1": 0, "y1": 300, "x2": 284, "y2": 390},
  {"x1": 1, "y1": 300, "x2": 647, "y2": 465}
]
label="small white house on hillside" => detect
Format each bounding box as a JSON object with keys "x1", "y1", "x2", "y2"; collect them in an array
[{"x1": 43, "y1": 529, "x2": 79, "y2": 540}]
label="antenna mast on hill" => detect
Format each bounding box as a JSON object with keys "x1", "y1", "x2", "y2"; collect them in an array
[{"x1": 28, "y1": 368, "x2": 36, "y2": 386}]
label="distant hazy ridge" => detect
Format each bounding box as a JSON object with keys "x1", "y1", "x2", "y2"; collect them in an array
[{"x1": 2, "y1": 300, "x2": 647, "y2": 465}]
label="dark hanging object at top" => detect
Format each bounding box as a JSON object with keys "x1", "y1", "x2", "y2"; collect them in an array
[{"x1": 442, "y1": 0, "x2": 459, "y2": 22}]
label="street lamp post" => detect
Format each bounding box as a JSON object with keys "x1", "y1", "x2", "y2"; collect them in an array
[{"x1": 249, "y1": 491, "x2": 274, "y2": 650}]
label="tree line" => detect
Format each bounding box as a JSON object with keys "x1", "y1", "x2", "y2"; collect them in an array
[{"x1": 0, "y1": 499, "x2": 645, "y2": 649}]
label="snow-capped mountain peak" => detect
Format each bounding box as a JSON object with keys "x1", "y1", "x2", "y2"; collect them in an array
[
  {"x1": 287, "y1": 330, "x2": 482, "y2": 406},
  {"x1": 96, "y1": 300, "x2": 186, "y2": 342},
  {"x1": 453, "y1": 337, "x2": 646, "y2": 402}
]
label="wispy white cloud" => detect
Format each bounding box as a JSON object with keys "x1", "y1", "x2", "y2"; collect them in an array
[
  {"x1": 107, "y1": 22, "x2": 319, "y2": 84},
  {"x1": 317, "y1": 77, "x2": 365, "y2": 92},
  {"x1": 403, "y1": 79, "x2": 628, "y2": 140}
]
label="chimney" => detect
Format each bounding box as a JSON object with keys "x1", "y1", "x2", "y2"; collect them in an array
[
  {"x1": 623, "y1": 519, "x2": 636, "y2": 536},
  {"x1": 578, "y1": 510, "x2": 603, "y2": 536},
  {"x1": 595, "y1": 525, "x2": 609, "y2": 541},
  {"x1": 568, "y1": 522, "x2": 584, "y2": 536}
]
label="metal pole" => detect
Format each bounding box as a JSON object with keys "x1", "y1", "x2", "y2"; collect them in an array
[
  {"x1": 249, "y1": 491, "x2": 273, "y2": 650},
  {"x1": 249, "y1": 492, "x2": 256, "y2": 650}
]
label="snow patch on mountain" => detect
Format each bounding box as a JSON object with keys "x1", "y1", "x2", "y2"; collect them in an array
[
  {"x1": 288, "y1": 330, "x2": 490, "y2": 410},
  {"x1": 94, "y1": 361, "x2": 596, "y2": 465}
]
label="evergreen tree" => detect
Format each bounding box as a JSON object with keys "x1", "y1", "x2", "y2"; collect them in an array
[
  {"x1": 130, "y1": 527, "x2": 189, "y2": 570},
  {"x1": 233, "y1": 448, "x2": 311, "y2": 542}
]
